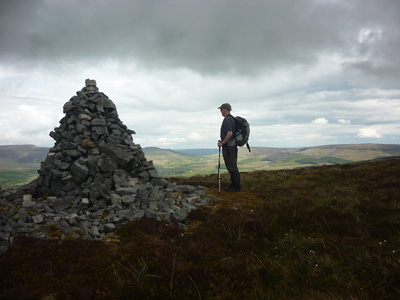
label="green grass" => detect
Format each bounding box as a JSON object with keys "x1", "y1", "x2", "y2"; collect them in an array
[
  {"x1": 0, "y1": 169, "x2": 38, "y2": 188},
  {"x1": 237, "y1": 157, "x2": 263, "y2": 165},
  {"x1": 1, "y1": 159, "x2": 400, "y2": 299},
  {"x1": 294, "y1": 156, "x2": 352, "y2": 165}
]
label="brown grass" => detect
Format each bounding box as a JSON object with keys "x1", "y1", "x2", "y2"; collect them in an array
[{"x1": 1, "y1": 158, "x2": 399, "y2": 299}]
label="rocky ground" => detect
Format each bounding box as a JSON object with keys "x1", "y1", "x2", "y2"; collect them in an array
[{"x1": 0, "y1": 179, "x2": 211, "y2": 256}]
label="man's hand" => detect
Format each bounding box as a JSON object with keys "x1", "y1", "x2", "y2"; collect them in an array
[{"x1": 218, "y1": 131, "x2": 233, "y2": 148}]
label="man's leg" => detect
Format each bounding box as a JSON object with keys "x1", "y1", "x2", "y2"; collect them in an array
[
  {"x1": 231, "y1": 171, "x2": 241, "y2": 191},
  {"x1": 222, "y1": 146, "x2": 240, "y2": 191}
]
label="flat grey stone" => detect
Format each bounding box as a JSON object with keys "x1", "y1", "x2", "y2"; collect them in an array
[{"x1": 32, "y1": 215, "x2": 44, "y2": 224}]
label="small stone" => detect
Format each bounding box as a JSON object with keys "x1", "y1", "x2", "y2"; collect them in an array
[
  {"x1": 110, "y1": 193, "x2": 122, "y2": 206},
  {"x1": 66, "y1": 214, "x2": 78, "y2": 226},
  {"x1": 23, "y1": 194, "x2": 33, "y2": 202},
  {"x1": 91, "y1": 225, "x2": 100, "y2": 237},
  {"x1": 23, "y1": 195, "x2": 36, "y2": 208},
  {"x1": 144, "y1": 208, "x2": 158, "y2": 219},
  {"x1": 119, "y1": 208, "x2": 144, "y2": 221},
  {"x1": 173, "y1": 209, "x2": 188, "y2": 222},
  {"x1": 115, "y1": 187, "x2": 138, "y2": 196},
  {"x1": 82, "y1": 139, "x2": 96, "y2": 150},
  {"x1": 104, "y1": 223, "x2": 116, "y2": 233},
  {"x1": 85, "y1": 79, "x2": 96, "y2": 87},
  {"x1": 71, "y1": 160, "x2": 89, "y2": 181},
  {"x1": 32, "y1": 215, "x2": 44, "y2": 224},
  {"x1": 121, "y1": 195, "x2": 135, "y2": 206}
]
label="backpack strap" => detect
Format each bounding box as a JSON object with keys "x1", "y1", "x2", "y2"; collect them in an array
[
  {"x1": 246, "y1": 142, "x2": 251, "y2": 152},
  {"x1": 227, "y1": 114, "x2": 236, "y2": 135}
]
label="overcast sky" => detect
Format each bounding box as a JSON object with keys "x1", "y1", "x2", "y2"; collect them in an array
[{"x1": 1, "y1": 0, "x2": 399, "y2": 149}]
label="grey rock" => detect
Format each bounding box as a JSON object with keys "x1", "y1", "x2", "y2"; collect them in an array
[
  {"x1": 121, "y1": 195, "x2": 135, "y2": 206},
  {"x1": 144, "y1": 208, "x2": 158, "y2": 219},
  {"x1": 66, "y1": 214, "x2": 78, "y2": 226},
  {"x1": 151, "y1": 178, "x2": 164, "y2": 187},
  {"x1": 110, "y1": 193, "x2": 122, "y2": 206},
  {"x1": 148, "y1": 170, "x2": 159, "y2": 178},
  {"x1": 119, "y1": 208, "x2": 144, "y2": 221},
  {"x1": 149, "y1": 199, "x2": 158, "y2": 210},
  {"x1": 57, "y1": 220, "x2": 73, "y2": 234},
  {"x1": 23, "y1": 194, "x2": 33, "y2": 202},
  {"x1": 91, "y1": 118, "x2": 107, "y2": 126},
  {"x1": 104, "y1": 223, "x2": 116, "y2": 233},
  {"x1": 80, "y1": 221, "x2": 91, "y2": 235},
  {"x1": 91, "y1": 225, "x2": 100, "y2": 237},
  {"x1": 115, "y1": 187, "x2": 138, "y2": 196},
  {"x1": 16, "y1": 227, "x2": 34, "y2": 234},
  {"x1": 23, "y1": 197, "x2": 36, "y2": 208},
  {"x1": 85, "y1": 79, "x2": 96, "y2": 87},
  {"x1": 100, "y1": 98, "x2": 116, "y2": 110},
  {"x1": 98, "y1": 143, "x2": 134, "y2": 167},
  {"x1": 32, "y1": 215, "x2": 44, "y2": 224},
  {"x1": 187, "y1": 196, "x2": 200, "y2": 205},
  {"x1": 71, "y1": 160, "x2": 89, "y2": 181},
  {"x1": 173, "y1": 209, "x2": 189, "y2": 222}
]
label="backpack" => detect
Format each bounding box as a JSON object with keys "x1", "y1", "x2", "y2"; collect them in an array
[{"x1": 230, "y1": 115, "x2": 251, "y2": 152}]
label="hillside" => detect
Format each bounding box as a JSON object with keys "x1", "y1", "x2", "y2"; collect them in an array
[
  {"x1": 0, "y1": 145, "x2": 49, "y2": 189},
  {"x1": 142, "y1": 147, "x2": 214, "y2": 176},
  {"x1": 1, "y1": 158, "x2": 399, "y2": 299},
  {"x1": 1, "y1": 143, "x2": 400, "y2": 188},
  {"x1": 0, "y1": 145, "x2": 49, "y2": 168}
]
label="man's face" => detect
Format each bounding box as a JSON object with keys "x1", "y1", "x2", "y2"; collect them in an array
[{"x1": 220, "y1": 108, "x2": 229, "y2": 117}]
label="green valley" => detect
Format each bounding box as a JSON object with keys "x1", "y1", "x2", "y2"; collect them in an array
[{"x1": 1, "y1": 143, "x2": 400, "y2": 188}]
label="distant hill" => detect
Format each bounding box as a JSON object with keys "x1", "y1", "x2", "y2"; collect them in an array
[
  {"x1": 0, "y1": 145, "x2": 49, "y2": 168},
  {"x1": 174, "y1": 149, "x2": 220, "y2": 156},
  {"x1": 0, "y1": 145, "x2": 50, "y2": 188},
  {"x1": 1, "y1": 143, "x2": 400, "y2": 188}
]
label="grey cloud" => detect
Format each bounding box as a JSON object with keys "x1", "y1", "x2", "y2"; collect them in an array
[{"x1": 2, "y1": 0, "x2": 399, "y2": 79}]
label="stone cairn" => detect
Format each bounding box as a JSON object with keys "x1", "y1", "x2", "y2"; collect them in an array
[{"x1": 0, "y1": 79, "x2": 211, "y2": 256}]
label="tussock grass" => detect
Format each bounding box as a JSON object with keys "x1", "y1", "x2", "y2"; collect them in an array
[{"x1": 1, "y1": 159, "x2": 400, "y2": 299}]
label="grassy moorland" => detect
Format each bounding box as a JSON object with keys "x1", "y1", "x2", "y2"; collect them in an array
[{"x1": 0, "y1": 158, "x2": 400, "y2": 299}]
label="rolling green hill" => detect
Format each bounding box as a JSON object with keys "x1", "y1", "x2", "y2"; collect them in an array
[{"x1": 1, "y1": 143, "x2": 400, "y2": 188}]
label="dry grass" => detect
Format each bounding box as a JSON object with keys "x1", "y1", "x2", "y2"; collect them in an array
[{"x1": 1, "y1": 158, "x2": 400, "y2": 299}]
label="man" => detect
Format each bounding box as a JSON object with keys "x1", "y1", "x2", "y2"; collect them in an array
[{"x1": 217, "y1": 103, "x2": 241, "y2": 192}]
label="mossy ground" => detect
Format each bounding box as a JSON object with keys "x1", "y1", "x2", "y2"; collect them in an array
[{"x1": 1, "y1": 159, "x2": 399, "y2": 299}]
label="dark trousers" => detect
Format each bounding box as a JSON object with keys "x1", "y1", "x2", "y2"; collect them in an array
[{"x1": 222, "y1": 145, "x2": 241, "y2": 189}]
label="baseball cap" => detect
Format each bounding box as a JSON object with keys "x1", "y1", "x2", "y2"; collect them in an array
[{"x1": 218, "y1": 103, "x2": 232, "y2": 111}]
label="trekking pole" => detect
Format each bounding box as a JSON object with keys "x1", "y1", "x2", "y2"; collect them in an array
[{"x1": 218, "y1": 145, "x2": 221, "y2": 193}]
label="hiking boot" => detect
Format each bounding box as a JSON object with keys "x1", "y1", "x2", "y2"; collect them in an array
[{"x1": 224, "y1": 186, "x2": 240, "y2": 192}]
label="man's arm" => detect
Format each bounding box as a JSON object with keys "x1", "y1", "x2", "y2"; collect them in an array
[{"x1": 218, "y1": 131, "x2": 233, "y2": 147}]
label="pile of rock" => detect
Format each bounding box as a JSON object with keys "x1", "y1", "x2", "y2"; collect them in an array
[
  {"x1": 37, "y1": 78, "x2": 160, "y2": 197},
  {"x1": 0, "y1": 79, "x2": 211, "y2": 256}
]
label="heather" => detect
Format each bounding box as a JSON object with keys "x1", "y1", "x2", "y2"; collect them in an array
[{"x1": 1, "y1": 158, "x2": 399, "y2": 299}]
